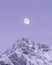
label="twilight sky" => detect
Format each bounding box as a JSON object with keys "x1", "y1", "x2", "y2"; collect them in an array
[{"x1": 0, "y1": 0, "x2": 52, "y2": 54}]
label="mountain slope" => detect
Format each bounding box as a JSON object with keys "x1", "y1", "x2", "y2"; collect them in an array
[{"x1": 0, "y1": 37, "x2": 52, "y2": 65}]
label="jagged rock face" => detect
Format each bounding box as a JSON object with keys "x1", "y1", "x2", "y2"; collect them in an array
[
  {"x1": 0, "y1": 37, "x2": 52, "y2": 65},
  {"x1": 9, "y1": 53, "x2": 27, "y2": 65}
]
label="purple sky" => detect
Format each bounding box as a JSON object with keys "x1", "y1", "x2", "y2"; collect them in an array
[{"x1": 0, "y1": 0, "x2": 52, "y2": 54}]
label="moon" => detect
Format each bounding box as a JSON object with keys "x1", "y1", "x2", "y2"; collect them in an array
[{"x1": 24, "y1": 18, "x2": 30, "y2": 25}]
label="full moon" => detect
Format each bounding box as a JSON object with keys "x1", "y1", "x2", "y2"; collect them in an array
[{"x1": 24, "y1": 18, "x2": 30, "y2": 25}]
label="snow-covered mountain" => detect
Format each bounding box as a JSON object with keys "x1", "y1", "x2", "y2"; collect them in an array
[{"x1": 0, "y1": 37, "x2": 52, "y2": 65}]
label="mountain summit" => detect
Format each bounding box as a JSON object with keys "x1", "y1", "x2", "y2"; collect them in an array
[{"x1": 0, "y1": 37, "x2": 52, "y2": 65}]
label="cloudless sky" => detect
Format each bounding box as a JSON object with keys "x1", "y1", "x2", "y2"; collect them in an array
[{"x1": 0, "y1": 0, "x2": 52, "y2": 54}]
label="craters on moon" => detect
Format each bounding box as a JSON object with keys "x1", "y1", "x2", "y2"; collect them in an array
[{"x1": 24, "y1": 18, "x2": 30, "y2": 25}]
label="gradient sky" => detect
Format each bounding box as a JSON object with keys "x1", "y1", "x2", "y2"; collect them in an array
[{"x1": 0, "y1": 0, "x2": 52, "y2": 54}]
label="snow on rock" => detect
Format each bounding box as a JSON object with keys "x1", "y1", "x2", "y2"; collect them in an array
[{"x1": 0, "y1": 37, "x2": 52, "y2": 65}]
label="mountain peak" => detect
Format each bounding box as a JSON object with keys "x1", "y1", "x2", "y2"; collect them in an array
[{"x1": 0, "y1": 37, "x2": 52, "y2": 65}]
